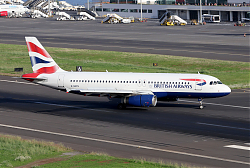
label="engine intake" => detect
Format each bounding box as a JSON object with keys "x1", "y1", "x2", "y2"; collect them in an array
[{"x1": 127, "y1": 95, "x2": 157, "y2": 107}]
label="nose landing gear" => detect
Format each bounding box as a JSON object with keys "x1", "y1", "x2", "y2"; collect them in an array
[{"x1": 198, "y1": 98, "x2": 203, "y2": 109}]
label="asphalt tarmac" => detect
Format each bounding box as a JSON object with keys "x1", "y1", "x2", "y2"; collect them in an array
[
  {"x1": 0, "y1": 17, "x2": 249, "y2": 167},
  {"x1": 0, "y1": 17, "x2": 249, "y2": 62},
  {"x1": 0, "y1": 76, "x2": 249, "y2": 167}
]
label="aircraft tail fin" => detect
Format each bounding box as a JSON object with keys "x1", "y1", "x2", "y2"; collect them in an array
[{"x1": 25, "y1": 37, "x2": 64, "y2": 74}]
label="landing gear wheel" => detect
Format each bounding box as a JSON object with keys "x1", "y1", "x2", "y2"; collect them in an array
[
  {"x1": 198, "y1": 98, "x2": 203, "y2": 109},
  {"x1": 118, "y1": 103, "x2": 126, "y2": 109}
]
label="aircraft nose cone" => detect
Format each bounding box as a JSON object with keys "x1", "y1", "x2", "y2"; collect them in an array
[{"x1": 224, "y1": 85, "x2": 231, "y2": 95}]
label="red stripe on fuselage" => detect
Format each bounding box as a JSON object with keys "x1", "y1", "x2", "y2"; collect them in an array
[
  {"x1": 180, "y1": 79, "x2": 206, "y2": 83},
  {"x1": 26, "y1": 42, "x2": 51, "y2": 59}
]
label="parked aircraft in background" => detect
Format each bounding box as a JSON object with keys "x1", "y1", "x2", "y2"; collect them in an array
[
  {"x1": 0, "y1": 5, "x2": 29, "y2": 17},
  {"x1": 22, "y1": 37, "x2": 231, "y2": 109}
]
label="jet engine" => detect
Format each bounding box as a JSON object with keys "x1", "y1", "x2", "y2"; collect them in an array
[{"x1": 127, "y1": 95, "x2": 157, "y2": 107}]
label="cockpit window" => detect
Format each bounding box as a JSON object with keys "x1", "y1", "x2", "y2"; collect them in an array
[{"x1": 210, "y1": 81, "x2": 223, "y2": 85}]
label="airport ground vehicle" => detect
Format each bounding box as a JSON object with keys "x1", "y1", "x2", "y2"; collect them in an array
[
  {"x1": 202, "y1": 14, "x2": 220, "y2": 23},
  {"x1": 159, "y1": 12, "x2": 187, "y2": 26},
  {"x1": 30, "y1": 9, "x2": 48, "y2": 18},
  {"x1": 56, "y1": 8, "x2": 96, "y2": 21},
  {"x1": 234, "y1": 21, "x2": 245, "y2": 26},
  {"x1": 102, "y1": 13, "x2": 133, "y2": 24},
  {"x1": 22, "y1": 37, "x2": 231, "y2": 109}
]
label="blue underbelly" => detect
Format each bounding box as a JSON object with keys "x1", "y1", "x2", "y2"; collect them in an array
[{"x1": 154, "y1": 92, "x2": 230, "y2": 98}]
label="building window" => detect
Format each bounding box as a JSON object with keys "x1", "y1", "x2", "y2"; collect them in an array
[
  {"x1": 139, "y1": 9, "x2": 147, "y2": 13},
  {"x1": 103, "y1": 8, "x2": 111, "y2": 12},
  {"x1": 112, "y1": 8, "x2": 119, "y2": 12},
  {"x1": 121, "y1": 9, "x2": 128, "y2": 12},
  {"x1": 130, "y1": 9, "x2": 138, "y2": 13},
  {"x1": 96, "y1": 8, "x2": 102, "y2": 12}
]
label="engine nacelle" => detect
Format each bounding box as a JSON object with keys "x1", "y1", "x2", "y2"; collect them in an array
[
  {"x1": 0, "y1": 11, "x2": 8, "y2": 17},
  {"x1": 127, "y1": 95, "x2": 157, "y2": 107}
]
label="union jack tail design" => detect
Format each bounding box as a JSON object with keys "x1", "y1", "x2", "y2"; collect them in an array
[{"x1": 25, "y1": 37, "x2": 64, "y2": 74}]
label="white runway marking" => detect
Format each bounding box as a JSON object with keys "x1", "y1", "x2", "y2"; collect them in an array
[
  {"x1": 179, "y1": 100, "x2": 250, "y2": 109},
  {"x1": 0, "y1": 79, "x2": 38, "y2": 85},
  {"x1": 197, "y1": 122, "x2": 250, "y2": 131},
  {"x1": 225, "y1": 145, "x2": 250, "y2": 151},
  {"x1": 0, "y1": 123, "x2": 249, "y2": 165}
]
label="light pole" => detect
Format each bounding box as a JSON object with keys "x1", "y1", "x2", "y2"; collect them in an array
[
  {"x1": 140, "y1": 0, "x2": 142, "y2": 21},
  {"x1": 88, "y1": 0, "x2": 89, "y2": 10},
  {"x1": 200, "y1": 0, "x2": 202, "y2": 24},
  {"x1": 48, "y1": 0, "x2": 50, "y2": 17}
]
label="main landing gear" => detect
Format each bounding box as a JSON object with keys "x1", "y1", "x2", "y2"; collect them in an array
[
  {"x1": 117, "y1": 103, "x2": 126, "y2": 109},
  {"x1": 198, "y1": 98, "x2": 203, "y2": 109}
]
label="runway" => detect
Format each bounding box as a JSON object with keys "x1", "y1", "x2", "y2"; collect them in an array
[
  {"x1": 0, "y1": 18, "x2": 249, "y2": 62},
  {"x1": 0, "y1": 75, "x2": 249, "y2": 167},
  {"x1": 0, "y1": 17, "x2": 249, "y2": 167}
]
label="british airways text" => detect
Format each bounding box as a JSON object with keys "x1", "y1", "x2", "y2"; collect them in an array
[{"x1": 154, "y1": 84, "x2": 192, "y2": 89}]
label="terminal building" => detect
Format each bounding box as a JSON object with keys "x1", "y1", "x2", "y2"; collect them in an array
[{"x1": 92, "y1": 0, "x2": 250, "y2": 21}]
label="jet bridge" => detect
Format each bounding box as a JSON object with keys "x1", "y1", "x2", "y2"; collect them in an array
[
  {"x1": 102, "y1": 13, "x2": 131, "y2": 24},
  {"x1": 160, "y1": 12, "x2": 187, "y2": 26}
]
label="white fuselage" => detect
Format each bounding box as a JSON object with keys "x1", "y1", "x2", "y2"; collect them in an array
[
  {"x1": 0, "y1": 5, "x2": 29, "y2": 14},
  {"x1": 36, "y1": 71, "x2": 231, "y2": 99}
]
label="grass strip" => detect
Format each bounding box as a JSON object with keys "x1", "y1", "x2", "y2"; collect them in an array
[
  {"x1": 0, "y1": 134, "x2": 71, "y2": 167},
  {"x1": 0, "y1": 43, "x2": 249, "y2": 89},
  {"x1": 0, "y1": 134, "x2": 193, "y2": 168},
  {"x1": 39, "y1": 152, "x2": 190, "y2": 168}
]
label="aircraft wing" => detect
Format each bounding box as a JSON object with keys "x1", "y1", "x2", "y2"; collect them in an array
[{"x1": 68, "y1": 88, "x2": 154, "y2": 97}]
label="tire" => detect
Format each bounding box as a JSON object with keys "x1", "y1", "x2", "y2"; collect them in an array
[{"x1": 118, "y1": 103, "x2": 126, "y2": 109}]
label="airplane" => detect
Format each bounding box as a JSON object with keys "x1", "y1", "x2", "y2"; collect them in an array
[
  {"x1": 22, "y1": 37, "x2": 231, "y2": 109},
  {"x1": 0, "y1": 5, "x2": 29, "y2": 17}
]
